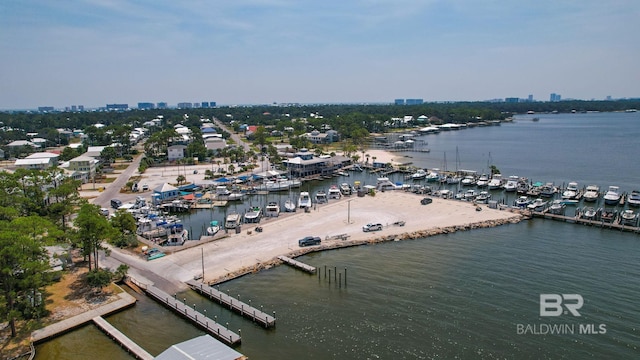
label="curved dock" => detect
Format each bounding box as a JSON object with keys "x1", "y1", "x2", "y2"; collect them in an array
[{"x1": 187, "y1": 280, "x2": 276, "y2": 328}]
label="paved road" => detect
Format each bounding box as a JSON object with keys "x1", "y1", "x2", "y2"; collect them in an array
[
  {"x1": 92, "y1": 154, "x2": 143, "y2": 209},
  {"x1": 211, "y1": 117, "x2": 251, "y2": 152}
]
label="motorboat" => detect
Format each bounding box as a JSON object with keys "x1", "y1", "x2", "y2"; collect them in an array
[
  {"x1": 514, "y1": 196, "x2": 531, "y2": 208},
  {"x1": 425, "y1": 170, "x2": 440, "y2": 182},
  {"x1": 315, "y1": 190, "x2": 328, "y2": 204},
  {"x1": 265, "y1": 202, "x2": 281, "y2": 217},
  {"x1": 504, "y1": 176, "x2": 519, "y2": 192},
  {"x1": 627, "y1": 190, "x2": 640, "y2": 207},
  {"x1": 548, "y1": 200, "x2": 566, "y2": 214},
  {"x1": 284, "y1": 199, "x2": 296, "y2": 212},
  {"x1": 600, "y1": 208, "x2": 616, "y2": 223},
  {"x1": 298, "y1": 191, "x2": 312, "y2": 208},
  {"x1": 581, "y1": 207, "x2": 598, "y2": 220},
  {"x1": 461, "y1": 175, "x2": 476, "y2": 186},
  {"x1": 527, "y1": 198, "x2": 548, "y2": 211},
  {"x1": 225, "y1": 213, "x2": 241, "y2": 229},
  {"x1": 437, "y1": 189, "x2": 453, "y2": 199},
  {"x1": 376, "y1": 177, "x2": 402, "y2": 191},
  {"x1": 445, "y1": 174, "x2": 462, "y2": 184},
  {"x1": 340, "y1": 183, "x2": 353, "y2": 195},
  {"x1": 516, "y1": 179, "x2": 531, "y2": 194},
  {"x1": 476, "y1": 174, "x2": 490, "y2": 188},
  {"x1": 475, "y1": 191, "x2": 491, "y2": 203},
  {"x1": 562, "y1": 182, "x2": 579, "y2": 200},
  {"x1": 583, "y1": 185, "x2": 600, "y2": 202},
  {"x1": 463, "y1": 189, "x2": 478, "y2": 201},
  {"x1": 328, "y1": 185, "x2": 342, "y2": 199},
  {"x1": 243, "y1": 206, "x2": 262, "y2": 223},
  {"x1": 254, "y1": 177, "x2": 302, "y2": 192},
  {"x1": 603, "y1": 186, "x2": 622, "y2": 205},
  {"x1": 619, "y1": 209, "x2": 638, "y2": 225},
  {"x1": 539, "y1": 183, "x2": 558, "y2": 198},
  {"x1": 487, "y1": 174, "x2": 503, "y2": 190},
  {"x1": 206, "y1": 220, "x2": 220, "y2": 235},
  {"x1": 409, "y1": 169, "x2": 427, "y2": 180}
]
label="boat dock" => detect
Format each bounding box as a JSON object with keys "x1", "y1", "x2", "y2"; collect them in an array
[
  {"x1": 186, "y1": 280, "x2": 276, "y2": 328},
  {"x1": 278, "y1": 255, "x2": 317, "y2": 274},
  {"x1": 531, "y1": 210, "x2": 640, "y2": 233},
  {"x1": 31, "y1": 291, "x2": 136, "y2": 343},
  {"x1": 92, "y1": 316, "x2": 154, "y2": 360}
]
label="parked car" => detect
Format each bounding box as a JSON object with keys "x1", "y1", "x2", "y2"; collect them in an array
[
  {"x1": 141, "y1": 183, "x2": 149, "y2": 191},
  {"x1": 362, "y1": 223, "x2": 383, "y2": 232},
  {"x1": 110, "y1": 199, "x2": 122, "y2": 209},
  {"x1": 298, "y1": 236, "x2": 322, "y2": 247},
  {"x1": 420, "y1": 197, "x2": 433, "y2": 205}
]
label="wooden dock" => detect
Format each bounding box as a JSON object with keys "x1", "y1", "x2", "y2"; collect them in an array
[
  {"x1": 186, "y1": 280, "x2": 276, "y2": 328},
  {"x1": 143, "y1": 283, "x2": 241, "y2": 345},
  {"x1": 278, "y1": 255, "x2": 317, "y2": 274},
  {"x1": 31, "y1": 291, "x2": 136, "y2": 343},
  {"x1": 532, "y1": 211, "x2": 640, "y2": 233},
  {"x1": 92, "y1": 316, "x2": 153, "y2": 360}
]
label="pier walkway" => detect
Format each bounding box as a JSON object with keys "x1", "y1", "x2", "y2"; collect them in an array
[
  {"x1": 186, "y1": 279, "x2": 276, "y2": 328},
  {"x1": 532, "y1": 211, "x2": 640, "y2": 233},
  {"x1": 278, "y1": 255, "x2": 317, "y2": 274},
  {"x1": 92, "y1": 316, "x2": 153, "y2": 360},
  {"x1": 143, "y1": 282, "x2": 242, "y2": 345},
  {"x1": 31, "y1": 291, "x2": 136, "y2": 343}
]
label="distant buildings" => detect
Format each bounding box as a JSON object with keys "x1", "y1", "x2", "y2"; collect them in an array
[
  {"x1": 138, "y1": 102, "x2": 155, "y2": 110},
  {"x1": 106, "y1": 103, "x2": 128, "y2": 110},
  {"x1": 394, "y1": 99, "x2": 424, "y2": 105},
  {"x1": 550, "y1": 93, "x2": 562, "y2": 102}
]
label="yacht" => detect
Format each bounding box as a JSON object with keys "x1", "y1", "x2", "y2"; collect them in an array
[
  {"x1": 315, "y1": 190, "x2": 328, "y2": 204},
  {"x1": 562, "y1": 182, "x2": 579, "y2": 200},
  {"x1": 527, "y1": 198, "x2": 548, "y2": 211},
  {"x1": 284, "y1": 199, "x2": 296, "y2": 212},
  {"x1": 476, "y1": 174, "x2": 490, "y2": 188},
  {"x1": 425, "y1": 170, "x2": 440, "y2": 182},
  {"x1": 225, "y1": 213, "x2": 241, "y2": 229},
  {"x1": 581, "y1": 207, "x2": 598, "y2": 220},
  {"x1": 548, "y1": 200, "x2": 566, "y2": 214},
  {"x1": 409, "y1": 169, "x2": 427, "y2": 180},
  {"x1": 487, "y1": 174, "x2": 504, "y2": 190},
  {"x1": 463, "y1": 189, "x2": 478, "y2": 201},
  {"x1": 243, "y1": 206, "x2": 262, "y2": 223},
  {"x1": 328, "y1": 185, "x2": 342, "y2": 199},
  {"x1": 627, "y1": 190, "x2": 640, "y2": 207},
  {"x1": 504, "y1": 176, "x2": 519, "y2": 192},
  {"x1": 583, "y1": 185, "x2": 600, "y2": 202},
  {"x1": 603, "y1": 186, "x2": 622, "y2": 205},
  {"x1": 539, "y1": 183, "x2": 558, "y2": 198},
  {"x1": 265, "y1": 202, "x2": 281, "y2": 217},
  {"x1": 475, "y1": 191, "x2": 491, "y2": 203},
  {"x1": 340, "y1": 183, "x2": 353, "y2": 195},
  {"x1": 461, "y1": 175, "x2": 476, "y2": 187},
  {"x1": 298, "y1": 191, "x2": 312, "y2": 208},
  {"x1": 619, "y1": 209, "x2": 638, "y2": 226},
  {"x1": 514, "y1": 196, "x2": 531, "y2": 208}
]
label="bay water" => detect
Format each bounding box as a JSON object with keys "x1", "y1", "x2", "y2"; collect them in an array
[{"x1": 36, "y1": 112, "x2": 640, "y2": 359}]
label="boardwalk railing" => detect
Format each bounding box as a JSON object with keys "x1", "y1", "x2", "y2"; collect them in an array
[{"x1": 186, "y1": 280, "x2": 276, "y2": 328}]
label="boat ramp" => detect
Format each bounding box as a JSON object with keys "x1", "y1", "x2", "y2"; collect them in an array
[{"x1": 186, "y1": 279, "x2": 276, "y2": 328}]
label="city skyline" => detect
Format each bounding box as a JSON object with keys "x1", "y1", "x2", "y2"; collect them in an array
[{"x1": 1, "y1": 1, "x2": 639, "y2": 109}]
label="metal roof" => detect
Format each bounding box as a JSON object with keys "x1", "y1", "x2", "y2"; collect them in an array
[{"x1": 155, "y1": 335, "x2": 246, "y2": 360}]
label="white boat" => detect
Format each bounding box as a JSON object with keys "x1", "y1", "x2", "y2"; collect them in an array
[
  {"x1": 476, "y1": 174, "x2": 490, "y2": 188},
  {"x1": 437, "y1": 189, "x2": 453, "y2": 199},
  {"x1": 475, "y1": 191, "x2": 491, "y2": 203},
  {"x1": 619, "y1": 209, "x2": 638, "y2": 225},
  {"x1": 315, "y1": 190, "x2": 328, "y2": 204},
  {"x1": 328, "y1": 185, "x2": 342, "y2": 199},
  {"x1": 206, "y1": 220, "x2": 220, "y2": 235},
  {"x1": 425, "y1": 170, "x2": 440, "y2": 182},
  {"x1": 445, "y1": 174, "x2": 462, "y2": 184},
  {"x1": 298, "y1": 191, "x2": 312, "y2": 208},
  {"x1": 562, "y1": 182, "x2": 579, "y2": 200},
  {"x1": 516, "y1": 179, "x2": 531, "y2": 194},
  {"x1": 340, "y1": 183, "x2": 353, "y2": 195},
  {"x1": 243, "y1": 206, "x2": 262, "y2": 223},
  {"x1": 463, "y1": 189, "x2": 478, "y2": 201},
  {"x1": 254, "y1": 177, "x2": 302, "y2": 192},
  {"x1": 548, "y1": 200, "x2": 566, "y2": 214},
  {"x1": 539, "y1": 183, "x2": 558, "y2": 198},
  {"x1": 265, "y1": 202, "x2": 280, "y2": 217},
  {"x1": 410, "y1": 169, "x2": 427, "y2": 180},
  {"x1": 376, "y1": 177, "x2": 402, "y2": 191},
  {"x1": 581, "y1": 207, "x2": 598, "y2": 220},
  {"x1": 583, "y1": 185, "x2": 600, "y2": 202},
  {"x1": 603, "y1": 186, "x2": 622, "y2": 205},
  {"x1": 527, "y1": 198, "x2": 548, "y2": 211},
  {"x1": 284, "y1": 199, "x2": 296, "y2": 212},
  {"x1": 461, "y1": 175, "x2": 476, "y2": 186},
  {"x1": 504, "y1": 176, "x2": 519, "y2": 192},
  {"x1": 514, "y1": 196, "x2": 531, "y2": 208},
  {"x1": 487, "y1": 174, "x2": 503, "y2": 190},
  {"x1": 225, "y1": 213, "x2": 241, "y2": 229},
  {"x1": 627, "y1": 190, "x2": 640, "y2": 207}
]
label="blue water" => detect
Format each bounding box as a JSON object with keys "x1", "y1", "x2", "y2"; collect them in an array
[{"x1": 36, "y1": 112, "x2": 640, "y2": 359}]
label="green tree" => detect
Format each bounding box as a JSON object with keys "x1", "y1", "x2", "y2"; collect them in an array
[
  {"x1": 74, "y1": 203, "x2": 115, "y2": 271},
  {"x1": 110, "y1": 211, "x2": 138, "y2": 248},
  {"x1": 100, "y1": 146, "x2": 117, "y2": 166},
  {"x1": 176, "y1": 174, "x2": 186, "y2": 185},
  {"x1": 86, "y1": 268, "x2": 113, "y2": 294}
]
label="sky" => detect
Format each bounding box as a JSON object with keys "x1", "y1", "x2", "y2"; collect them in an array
[{"x1": 1, "y1": 0, "x2": 639, "y2": 109}]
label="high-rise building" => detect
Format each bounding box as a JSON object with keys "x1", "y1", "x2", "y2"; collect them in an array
[
  {"x1": 210, "y1": 101, "x2": 216, "y2": 107},
  {"x1": 406, "y1": 99, "x2": 424, "y2": 105},
  {"x1": 38, "y1": 106, "x2": 54, "y2": 112},
  {"x1": 394, "y1": 99, "x2": 405, "y2": 105},
  {"x1": 550, "y1": 93, "x2": 561, "y2": 102},
  {"x1": 157, "y1": 102, "x2": 167, "y2": 109},
  {"x1": 505, "y1": 97, "x2": 519, "y2": 103},
  {"x1": 528, "y1": 94, "x2": 533, "y2": 102},
  {"x1": 177, "y1": 102, "x2": 193, "y2": 109},
  {"x1": 138, "y1": 102, "x2": 155, "y2": 110},
  {"x1": 106, "y1": 103, "x2": 128, "y2": 110}
]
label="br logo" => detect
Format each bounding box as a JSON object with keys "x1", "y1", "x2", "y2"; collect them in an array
[{"x1": 540, "y1": 294, "x2": 583, "y2": 317}]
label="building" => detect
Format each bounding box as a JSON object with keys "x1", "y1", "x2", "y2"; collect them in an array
[
  {"x1": 406, "y1": 98, "x2": 424, "y2": 105},
  {"x1": 550, "y1": 93, "x2": 561, "y2": 102},
  {"x1": 65, "y1": 155, "x2": 98, "y2": 182},
  {"x1": 283, "y1": 148, "x2": 350, "y2": 178},
  {"x1": 38, "y1": 106, "x2": 55, "y2": 112},
  {"x1": 177, "y1": 102, "x2": 193, "y2": 109},
  {"x1": 394, "y1": 99, "x2": 405, "y2": 105},
  {"x1": 505, "y1": 97, "x2": 520, "y2": 103},
  {"x1": 303, "y1": 130, "x2": 339, "y2": 144},
  {"x1": 155, "y1": 335, "x2": 246, "y2": 360},
  {"x1": 168, "y1": 144, "x2": 187, "y2": 161},
  {"x1": 138, "y1": 102, "x2": 155, "y2": 110},
  {"x1": 157, "y1": 102, "x2": 168, "y2": 109},
  {"x1": 528, "y1": 94, "x2": 534, "y2": 102},
  {"x1": 106, "y1": 103, "x2": 128, "y2": 110}
]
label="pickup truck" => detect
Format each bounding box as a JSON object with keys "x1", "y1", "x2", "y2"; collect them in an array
[{"x1": 298, "y1": 236, "x2": 322, "y2": 247}]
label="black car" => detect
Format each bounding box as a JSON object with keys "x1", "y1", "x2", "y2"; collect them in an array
[
  {"x1": 298, "y1": 236, "x2": 322, "y2": 247},
  {"x1": 420, "y1": 197, "x2": 433, "y2": 205}
]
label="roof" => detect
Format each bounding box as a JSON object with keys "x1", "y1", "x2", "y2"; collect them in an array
[
  {"x1": 154, "y1": 183, "x2": 178, "y2": 193},
  {"x1": 155, "y1": 335, "x2": 245, "y2": 360},
  {"x1": 15, "y1": 158, "x2": 52, "y2": 166},
  {"x1": 26, "y1": 152, "x2": 59, "y2": 159},
  {"x1": 7, "y1": 140, "x2": 36, "y2": 147},
  {"x1": 70, "y1": 155, "x2": 97, "y2": 162}
]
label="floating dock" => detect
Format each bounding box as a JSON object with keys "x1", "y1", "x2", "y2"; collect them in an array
[
  {"x1": 278, "y1": 255, "x2": 317, "y2": 274},
  {"x1": 186, "y1": 280, "x2": 276, "y2": 328},
  {"x1": 92, "y1": 316, "x2": 153, "y2": 360},
  {"x1": 532, "y1": 210, "x2": 640, "y2": 233},
  {"x1": 139, "y1": 281, "x2": 241, "y2": 345}
]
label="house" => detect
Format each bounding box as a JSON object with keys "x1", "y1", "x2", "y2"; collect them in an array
[
  {"x1": 7, "y1": 140, "x2": 37, "y2": 148},
  {"x1": 303, "y1": 129, "x2": 339, "y2": 144},
  {"x1": 152, "y1": 183, "x2": 179, "y2": 204},
  {"x1": 65, "y1": 155, "x2": 98, "y2": 182},
  {"x1": 204, "y1": 137, "x2": 227, "y2": 151},
  {"x1": 84, "y1": 146, "x2": 106, "y2": 158},
  {"x1": 168, "y1": 144, "x2": 187, "y2": 161},
  {"x1": 283, "y1": 148, "x2": 350, "y2": 178}
]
